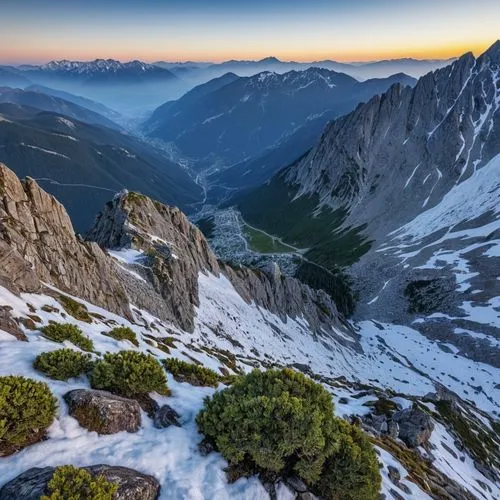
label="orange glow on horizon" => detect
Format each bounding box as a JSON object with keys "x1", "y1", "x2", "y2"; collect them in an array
[{"x1": 1, "y1": 40, "x2": 494, "y2": 65}]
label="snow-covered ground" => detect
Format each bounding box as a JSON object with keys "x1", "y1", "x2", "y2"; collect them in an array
[{"x1": 0, "y1": 268, "x2": 499, "y2": 498}]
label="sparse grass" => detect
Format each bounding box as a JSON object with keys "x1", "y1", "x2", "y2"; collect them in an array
[
  {"x1": 57, "y1": 295, "x2": 92, "y2": 323},
  {"x1": 434, "y1": 401, "x2": 500, "y2": 470},
  {"x1": 242, "y1": 224, "x2": 295, "y2": 254},
  {"x1": 363, "y1": 397, "x2": 399, "y2": 416}
]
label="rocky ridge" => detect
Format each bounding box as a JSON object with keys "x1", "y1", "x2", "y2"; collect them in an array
[{"x1": 87, "y1": 190, "x2": 353, "y2": 339}]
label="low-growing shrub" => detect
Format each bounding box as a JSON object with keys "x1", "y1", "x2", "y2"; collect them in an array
[
  {"x1": 0, "y1": 376, "x2": 57, "y2": 455},
  {"x1": 314, "y1": 420, "x2": 382, "y2": 500},
  {"x1": 196, "y1": 368, "x2": 340, "y2": 483},
  {"x1": 105, "y1": 326, "x2": 138, "y2": 346},
  {"x1": 41, "y1": 323, "x2": 94, "y2": 352},
  {"x1": 57, "y1": 295, "x2": 92, "y2": 323},
  {"x1": 90, "y1": 351, "x2": 170, "y2": 397},
  {"x1": 41, "y1": 465, "x2": 118, "y2": 500},
  {"x1": 163, "y1": 358, "x2": 220, "y2": 387},
  {"x1": 34, "y1": 349, "x2": 93, "y2": 380}
]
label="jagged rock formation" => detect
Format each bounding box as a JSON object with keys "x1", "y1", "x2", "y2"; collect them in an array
[
  {"x1": 0, "y1": 163, "x2": 131, "y2": 319},
  {"x1": 0, "y1": 164, "x2": 351, "y2": 343},
  {"x1": 238, "y1": 41, "x2": 500, "y2": 364},
  {"x1": 0, "y1": 465, "x2": 160, "y2": 500},
  {"x1": 87, "y1": 191, "x2": 353, "y2": 339}
]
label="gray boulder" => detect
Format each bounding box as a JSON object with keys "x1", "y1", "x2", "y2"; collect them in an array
[
  {"x1": 64, "y1": 389, "x2": 141, "y2": 435},
  {"x1": 392, "y1": 407, "x2": 434, "y2": 447},
  {"x1": 0, "y1": 465, "x2": 160, "y2": 500}
]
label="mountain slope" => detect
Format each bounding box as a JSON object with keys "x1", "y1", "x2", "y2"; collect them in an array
[
  {"x1": 236, "y1": 41, "x2": 500, "y2": 365},
  {"x1": 0, "y1": 105, "x2": 202, "y2": 231},
  {"x1": 25, "y1": 84, "x2": 122, "y2": 122},
  {"x1": 0, "y1": 87, "x2": 121, "y2": 130},
  {"x1": 0, "y1": 165, "x2": 498, "y2": 499},
  {"x1": 145, "y1": 68, "x2": 416, "y2": 178}
]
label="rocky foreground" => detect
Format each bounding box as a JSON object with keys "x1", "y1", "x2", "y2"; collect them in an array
[{"x1": 0, "y1": 164, "x2": 499, "y2": 499}]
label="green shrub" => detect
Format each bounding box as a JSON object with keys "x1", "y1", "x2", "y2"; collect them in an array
[
  {"x1": 41, "y1": 323, "x2": 94, "y2": 352},
  {"x1": 314, "y1": 421, "x2": 381, "y2": 500},
  {"x1": 163, "y1": 358, "x2": 220, "y2": 387},
  {"x1": 196, "y1": 368, "x2": 341, "y2": 483},
  {"x1": 34, "y1": 349, "x2": 93, "y2": 381},
  {"x1": 90, "y1": 351, "x2": 170, "y2": 397},
  {"x1": 41, "y1": 465, "x2": 118, "y2": 500},
  {"x1": 105, "y1": 326, "x2": 138, "y2": 346},
  {"x1": 0, "y1": 376, "x2": 57, "y2": 455},
  {"x1": 57, "y1": 295, "x2": 92, "y2": 323}
]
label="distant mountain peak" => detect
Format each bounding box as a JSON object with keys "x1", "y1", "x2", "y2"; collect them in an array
[{"x1": 259, "y1": 56, "x2": 281, "y2": 63}]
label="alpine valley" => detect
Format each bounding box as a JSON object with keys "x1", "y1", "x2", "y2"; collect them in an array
[{"x1": 0, "y1": 34, "x2": 499, "y2": 500}]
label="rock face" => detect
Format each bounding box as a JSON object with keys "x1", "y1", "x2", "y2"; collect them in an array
[
  {"x1": 0, "y1": 465, "x2": 160, "y2": 500},
  {"x1": 87, "y1": 191, "x2": 354, "y2": 339},
  {"x1": 392, "y1": 407, "x2": 435, "y2": 447},
  {"x1": 239, "y1": 41, "x2": 500, "y2": 364},
  {"x1": 0, "y1": 164, "x2": 131, "y2": 320},
  {"x1": 64, "y1": 389, "x2": 141, "y2": 435}
]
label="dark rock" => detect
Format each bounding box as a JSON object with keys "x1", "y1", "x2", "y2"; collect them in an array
[
  {"x1": 338, "y1": 397, "x2": 349, "y2": 404},
  {"x1": 64, "y1": 389, "x2": 141, "y2": 435},
  {"x1": 285, "y1": 476, "x2": 308, "y2": 493},
  {"x1": 392, "y1": 407, "x2": 434, "y2": 447},
  {"x1": 389, "y1": 488, "x2": 405, "y2": 500},
  {"x1": 397, "y1": 482, "x2": 412, "y2": 495},
  {"x1": 0, "y1": 465, "x2": 160, "y2": 500},
  {"x1": 153, "y1": 404, "x2": 181, "y2": 429},
  {"x1": 131, "y1": 393, "x2": 159, "y2": 418},
  {"x1": 388, "y1": 420, "x2": 399, "y2": 439},
  {"x1": 387, "y1": 465, "x2": 401, "y2": 484},
  {"x1": 198, "y1": 438, "x2": 215, "y2": 456}
]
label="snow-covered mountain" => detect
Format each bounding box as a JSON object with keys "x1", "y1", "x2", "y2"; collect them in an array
[
  {"x1": 32, "y1": 59, "x2": 177, "y2": 82},
  {"x1": 0, "y1": 164, "x2": 498, "y2": 499},
  {"x1": 236, "y1": 41, "x2": 500, "y2": 369},
  {"x1": 8, "y1": 59, "x2": 184, "y2": 115},
  {"x1": 144, "y1": 68, "x2": 415, "y2": 176},
  {"x1": 158, "y1": 56, "x2": 452, "y2": 87}
]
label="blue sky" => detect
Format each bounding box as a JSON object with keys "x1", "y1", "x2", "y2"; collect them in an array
[{"x1": 1, "y1": 0, "x2": 499, "y2": 63}]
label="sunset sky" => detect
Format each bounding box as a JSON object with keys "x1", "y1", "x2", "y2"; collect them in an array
[{"x1": 1, "y1": 0, "x2": 498, "y2": 64}]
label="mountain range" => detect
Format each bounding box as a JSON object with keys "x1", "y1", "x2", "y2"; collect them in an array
[
  {"x1": 0, "y1": 103, "x2": 202, "y2": 231},
  {"x1": 236, "y1": 41, "x2": 500, "y2": 367},
  {"x1": 0, "y1": 59, "x2": 184, "y2": 114},
  {"x1": 144, "y1": 68, "x2": 416, "y2": 181},
  {"x1": 156, "y1": 56, "x2": 453, "y2": 87}
]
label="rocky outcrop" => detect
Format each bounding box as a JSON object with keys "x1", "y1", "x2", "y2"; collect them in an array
[
  {"x1": 392, "y1": 407, "x2": 435, "y2": 447},
  {"x1": 0, "y1": 164, "x2": 131, "y2": 320},
  {"x1": 87, "y1": 191, "x2": 219, "y2": 332},
  {"x1": 240, "y1": 41, "x2": 500, "y2": 362},
  {"x1": 87, "y1": 191, "x2": 354, "y2": 339},
  {"x1": 0, "y1": 305, "x2": 27, "y2": 341},
  {"x1": 0, "y1": 465, "x2": 160, "y2": 500},
  {"x1": 64, "y1": 389, "x2": 141, "y2": 435}
]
